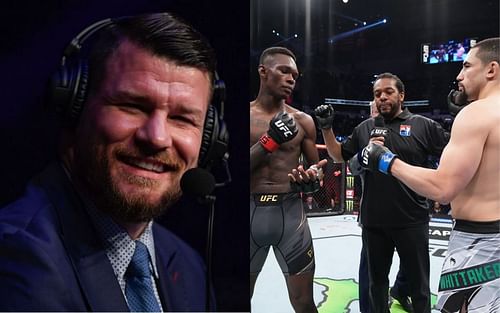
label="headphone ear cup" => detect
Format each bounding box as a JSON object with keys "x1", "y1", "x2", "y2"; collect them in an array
[
  {"x1": 198, "y1": 105, "x2": 229, "y2": 169},
  {"x1": 48, "y1": 63, "x2": 71, "y2": 117},
  {"x1": 212, "y1": 77, "x2": 226, "y2": 105},
  {"x1": 48, "y1": 59, "x2": 89, "y2": 125},
  {"x1": 69, "y1": 60, "x2": 89, "y2": 122}
]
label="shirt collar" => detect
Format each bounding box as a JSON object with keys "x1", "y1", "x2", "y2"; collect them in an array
[
  {"x1": 394, "y1": 107, "x2": 411, "y2": 120},
  {"x1": 84, "y1": 201, "x2": 160, "y2": 280},
  {"x1": 384, "y1": 107, "x2": 411, "y2": 123}
]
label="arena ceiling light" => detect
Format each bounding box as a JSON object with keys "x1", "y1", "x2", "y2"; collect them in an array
[{"x1": 327, "y1": 18, "x2": 388, "y2": 44}]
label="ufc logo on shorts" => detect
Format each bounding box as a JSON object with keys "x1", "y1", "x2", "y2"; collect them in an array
[
  {"x1": 307, "y1": 249, "x2": 313, "y2": 258},
  {"x1": 274, "y1": 120, "x2": 293, "y2": 138},
  {"x1": 259, "y1": 195, "x2": 279, "y2": 202}
]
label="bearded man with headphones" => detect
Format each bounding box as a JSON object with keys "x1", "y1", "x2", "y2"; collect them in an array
[{"x1": 0, "y1": 12, "x2": 228, "y2": 312}]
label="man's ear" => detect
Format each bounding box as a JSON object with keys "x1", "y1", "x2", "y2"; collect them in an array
[
  {"x1": 399, "y1": 91, "x2": 405, "y2": 103},
  {"x1": 485, "y1": 61, "x2": 499, "y2": 80},
  {"x1": 257, "y1": 64, "x2": 266, "y2": 78}
]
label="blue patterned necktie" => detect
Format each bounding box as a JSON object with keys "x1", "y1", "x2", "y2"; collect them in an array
[{"x1": 125, "y1": 241, "x2": 162, "y2": 312}]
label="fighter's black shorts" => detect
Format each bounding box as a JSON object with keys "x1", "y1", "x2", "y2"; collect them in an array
[{"x1": 250, "y1": 193, "x2": 315, "y2": 275}]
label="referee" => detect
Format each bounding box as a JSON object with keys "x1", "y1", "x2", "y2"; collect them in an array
[{"x1": 314, "y1": 72, "x2": 449, "y2": 313}]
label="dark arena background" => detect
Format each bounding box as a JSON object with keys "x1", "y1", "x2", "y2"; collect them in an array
[
  {"x1": 0, "y1": 0, "x2": 249, "y2": 312},
  {"x1": 251, "y1": 0, "x2": 498, "y2": 312}
]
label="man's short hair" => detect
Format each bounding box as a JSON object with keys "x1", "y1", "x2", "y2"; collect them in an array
[
  {"x1": 88, "y1": 13, "x2": 217, "y2": 96},
  {"x1": 259, "y1": 46, "x2": 296, "y2": 65},
  {"x1": 374, "y1": 72, "x2": 405, "y2": 94},
  {"x1": 471, "y1": 37, "x2": 500, "y2": 65}
]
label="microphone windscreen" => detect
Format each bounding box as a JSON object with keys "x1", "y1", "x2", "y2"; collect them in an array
[
  {"x1": 370, "y1": 115, "x2": 388, "y2": 138},
  {"x1": 374, "y1": 115, "x2": 385, "y2": 127},
  {"x1": 180, "y1": 167, "x2": 216, "y2": 197}
]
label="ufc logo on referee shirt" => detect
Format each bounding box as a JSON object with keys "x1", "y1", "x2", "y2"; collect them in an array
[
  {"x1": 274, "y1": 120, "x2": 293, "y2": 138},
  {"x1": 370, "y1": 128, "x2": 388, "y2": 137}
]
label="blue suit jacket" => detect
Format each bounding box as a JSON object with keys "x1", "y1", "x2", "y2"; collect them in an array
[{"x1": 0, "y1": 163, "x2": 208, "y2": 311}]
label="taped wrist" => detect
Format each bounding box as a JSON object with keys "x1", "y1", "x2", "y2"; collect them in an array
[
  {"x1": 308, "y1": 164, "x2": 324, "y2": 180},
  {"x1": 259, "y1": 134, "x2": 279, "y2": 153}
]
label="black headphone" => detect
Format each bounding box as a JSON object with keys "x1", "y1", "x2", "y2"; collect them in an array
[{"x1": 48, "y1": 17, "x2": 229, "y2": 170}]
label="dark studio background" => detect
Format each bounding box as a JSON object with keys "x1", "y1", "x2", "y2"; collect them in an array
[
  {"x1": 0, "y1": 0, "x2": 249, "y2": 311},
  {"x1": 251, "y1": 0, "x2": 499, "y2": 136}
]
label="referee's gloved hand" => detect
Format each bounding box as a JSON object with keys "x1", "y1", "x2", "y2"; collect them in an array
[
  {"x1": 447, "y1": 89, "x2": 468, "y2": 117},
  {"x1": 358, "y1": 143, "x2": 398, "y2": 175},
  {"x1": 259, "y1": 111, "x2": 298, "y2": 153},
  {"x1": 314, "y1": 104, "x2": 334, "y2": 129}
]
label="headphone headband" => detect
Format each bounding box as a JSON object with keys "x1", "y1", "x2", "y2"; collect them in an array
[{"x1": 61, "y1": 18, "x2": 115, "y2": 66}]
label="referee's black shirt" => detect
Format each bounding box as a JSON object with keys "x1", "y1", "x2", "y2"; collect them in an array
[{"x1": 341, "y1": 108, "x2": 449, "y2": 227}]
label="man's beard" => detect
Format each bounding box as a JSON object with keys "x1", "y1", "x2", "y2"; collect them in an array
[
  {"x1": 75, "y1": 143, "x2": 183, "y2": 223},
  {"x1": 379, "y1": 101, "x2": 401, "y2": 120}
]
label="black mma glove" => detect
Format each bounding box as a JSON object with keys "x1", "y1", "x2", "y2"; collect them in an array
[
  {"x1": 289, "y1": 165, "x2": 323, "y2": 194},
  {"x1": 259, "y1": 111, "x2": 298, "y2": 153},
  {"x1": 290, "y1": 180, "x2": 321, "y2": 194},
  {"x1": 314, "y1": 104, "x2": 335, "y2": 129},
  {"x1": 358, "y1": 143, "x2": 397, "y2": 175},
  {"x1": 348, "y1": 153, "x2": 364, "y2": 176},
  {"x1": 447, "y1": 89, "x2": 468, "y2": 117}
]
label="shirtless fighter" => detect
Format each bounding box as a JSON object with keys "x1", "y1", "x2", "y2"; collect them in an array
[
  {"x1": 358, "y1": 38, "x2": 500, "y2": 313},
  {"x1": 250, "y1": 46, "x2": 325, "y2": 313}
]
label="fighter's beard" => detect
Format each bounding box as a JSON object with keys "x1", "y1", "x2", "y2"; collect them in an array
[{"x1": 75, "y1": 144, "x2": 182, "y2": 223}]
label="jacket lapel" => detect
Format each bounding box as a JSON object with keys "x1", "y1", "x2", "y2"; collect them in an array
[
  {"x1": 39, "y1": 163, "x2": 129, "y2": 312},
  {"x1": 74, "y1": 250, "x2": 129, "y2": 311},
  {"x1": 153, "y1": 225, "x2": 188, "y2": 311}
]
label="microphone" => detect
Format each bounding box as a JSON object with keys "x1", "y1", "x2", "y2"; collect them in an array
[
  {"x1": 180, "y1": 167, "x2": 216, "y2": 312},
  {"x1": 370, "y1": 115, "x2": 388, "y2": 139},
  {"x1": 180, "y1": 167, "x2": 216, "y2": 199}
]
